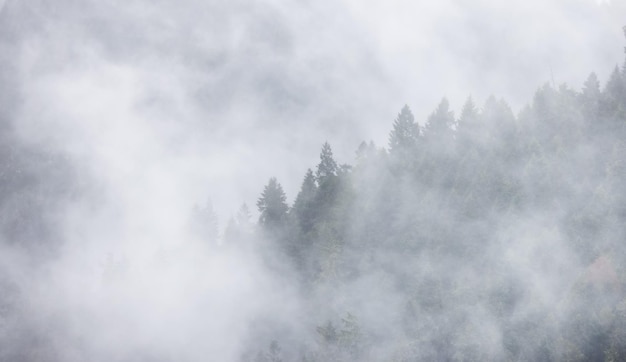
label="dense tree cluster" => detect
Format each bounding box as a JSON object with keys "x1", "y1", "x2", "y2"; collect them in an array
[{"x1": 229, "y1": 32, "x2": 626, "y2": 361}]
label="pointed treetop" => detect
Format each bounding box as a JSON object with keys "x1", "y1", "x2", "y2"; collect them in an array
[
  {"x1": 294, "y1": 169, "x2": 317, "y2": 205},
  {"x1": 257, "y1": 177, "x2": 289, "y2": 228},
  {"x1": 482, "y1": 96, "x2": 515, "y2": 125},
  {"x1": 582, "y1": 72, "x2": 600, "y2": 96},
  {"x1": 316, "y1": 142, "x2": 338, "y2": 182},
  {"x1": 388, "y1": 105, "x2": 419, "y2": 155},
  {"x1": 459, "y1": 96, "x2": 478, "y2": 125},
  {"x1": 604, "y1": 65, "x2": 624, "y2": 95},
  {"x1": 424, "y1": 98, "x2": 455, "y2": 138},
  {"x1": 456, "y1": 96, "x2": 479, "y2": 142},
  {"x1": 356, "y1": 140, "x2": 378, "y2": 163}
]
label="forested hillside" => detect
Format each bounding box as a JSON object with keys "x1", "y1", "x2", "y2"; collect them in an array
[
  {"x1": 230, "y1": 29, "x2": 626, "y2": 361},
  {"x1": 1, "y1": 3, "x2": 626, "y2": 360}
]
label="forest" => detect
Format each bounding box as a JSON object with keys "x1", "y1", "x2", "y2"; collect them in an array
[
  {"x1": 0, "y1": 3, "x2": 625, "y2": 361},
  {"x1": 200, "y1": 29, "x2": 626, "y2": 361}
]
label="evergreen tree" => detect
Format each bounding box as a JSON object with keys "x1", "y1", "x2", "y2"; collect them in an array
[
  {"x1": 257, "y1": 178, "x2": 289, "y2": 231},
  {"x1": 456, "y1": 96, "x2": 480, "y2": 149},
  {"x1": 388, "y1": 105, "x2": 419, "y2": 158},
  {"x1": 355, "y1": 140, "x2": 378, "y2": 165},
  {"x1": 481, "y1": 96, "x2": 516, "y2": 148},
  {"x1": 600, "y1": 66, "x2": 625, "y2": 121},
  {"x1": 314, "y1": 142, "x2": 341, "y2": 217},
  {"x1": 421, "y1": 98, "x2": 457, "y2": 187},
  {"x1": 581, "y1": 72, "x2": 601, "y2": 121},
  {"x1": 424, "y1": 98, "x2": 455, "y2": 141},
  {"x1": 316, "y1": 142, "x2": 338, "y2": 183},
  {"x1": 292, "y1": 169, "x2": 318, "y2": 234}
]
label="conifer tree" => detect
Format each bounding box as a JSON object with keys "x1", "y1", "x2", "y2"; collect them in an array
[
  {"x1": 316, "y1": 142, "x2": 338, "y2": 183},
  {"x1": 601, "y1": 66, "x2": 625, "y2": 120},
  {"x1": 388, "y1": 105, "x2": 420, "y2": 157},
  {"x1": 456, "y1": 96, "x2": 479, "y2": 148},
  {"x1": 292, "y1": 169, "x2": 318, "y2": 234},
  {"x1": 257, "y1": 178, "x2": 288, "y2": 231},
  {"x1": 355, "y1": 140, "x2": 378, "y2": 165},
  {"x1": 581, "y1": 73, "x2": 601, "y2": 112},
  {"x1": 424, "y1": 98, "x2": 455, "y2": 140}
]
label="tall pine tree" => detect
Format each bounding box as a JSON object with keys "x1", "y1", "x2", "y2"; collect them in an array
[
  {"x1": 257, "y1": 178, "x2": 289, "y2": 232},
  {"x1": 388, "y1": 105, "x2": 420, "y2": 156}
]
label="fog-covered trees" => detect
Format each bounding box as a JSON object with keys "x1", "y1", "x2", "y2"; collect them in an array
[
  {"x1": 224, "y1": 203, "x2": 253, "y2": 245},
  {"x1": 257, "y1": 177, "x2": 289, "y2": 232},
  {"x1": 315, "y1": 142, "x2": 338, "y2": 182},
  {"x1": 292, "y1": 169, "x2": 317, "y2": 234},
  {"x1": 424, "y1": 98, "x2": 455, "y2": 142},
  {"x1": 234, "y1": 40, "x2": 626, "y2": 360},
  {"x1": 9, "y1": 21, "x2": 626, "y2": 362},
  {"x1": 388, "y1": 105, "x2": 420, "y2": 167}
]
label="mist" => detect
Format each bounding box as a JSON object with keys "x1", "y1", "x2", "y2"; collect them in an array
[{"x1": 1, "y1": 0, "x2": 626, "y2": 361}]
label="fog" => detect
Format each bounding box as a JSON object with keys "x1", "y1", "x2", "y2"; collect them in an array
[{"x1": 1, "y1": 0, "x2": 626, "y2": 361}]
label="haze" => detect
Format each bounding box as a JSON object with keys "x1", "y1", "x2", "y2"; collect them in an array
[{"x1": 0, "y1": 0, "x2": 626, "y2": 361}]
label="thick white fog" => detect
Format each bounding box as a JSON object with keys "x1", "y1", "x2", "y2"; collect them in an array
[
  {"x1": 5, "y1": 0, "x2": 624, "y2": 216},
  {"x1": 1, "y1": 0, "x2": 626, "y2": 361}
]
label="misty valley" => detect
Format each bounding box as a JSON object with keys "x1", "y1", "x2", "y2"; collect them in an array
[{"x1": 2, "y1": 0, "x2": 626, "y2": 361}]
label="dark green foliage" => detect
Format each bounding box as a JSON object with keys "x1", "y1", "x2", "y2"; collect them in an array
[
  {"x1": 316, "y1": 142, "x2": 338, "y2": 183},
  {"x1": 388, "y1": 105, "x2": 419, "y2": 152},
  {"x1": 292, "y1": 169, "x2": 318, "y2": 235},
  {"x1": 237, "y1": 36, "x2": 626, "y2": 362},
  {"x1": 257, "y1": 177, "x2": 289, "y2": 231}
]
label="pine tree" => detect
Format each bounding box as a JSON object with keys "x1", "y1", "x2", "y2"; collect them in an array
[
  {"x1": 580, "y1": 72, "x2": 602, "y2": 138},
  {"x1": 582, "y1": 73, "x2": 601, "y2": 113},
  {"x1": 388, "y1": 105, "x2": 419, "y2": 156},
  {"x1": 316, "y1": 142, "x2": 338, "y2": 183},
  {"x1": 257, "y1": 178, "x2": 289, "y2": 231},
  {"x1": 292, "y1": 169, "x2": 318, "y2": 234},
  {"x1": 314, "y1": 142, "x2": 343, "y2": 214},
  {"x1": 456, "y1": 96, "x2": 479, "y2": 148},
  {"x1": 424, "y1": 98, "x2": 455, "y2": 140},
  {"x1": 355, "y1": 140, "x2": 377, "y2": 165},
  {"x1": 601, "y1": 66, "x2": 625, "y2": 120}
]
